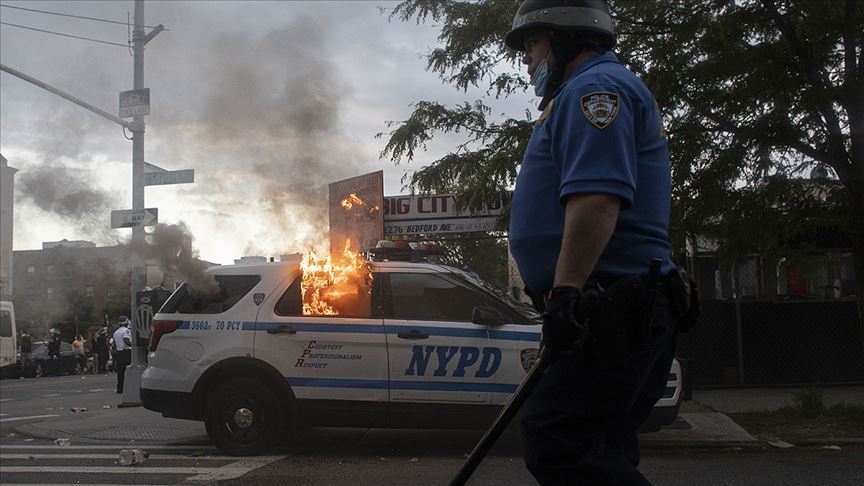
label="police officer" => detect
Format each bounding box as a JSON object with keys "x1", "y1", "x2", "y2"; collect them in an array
[
  {"x1": 20, "y1": 330, "x2": 33, "y2": 374},
  {"x1": 47, "y1": 329, "x2": 62, "y2": 376},
  {"x1": 95, "y1": 327, "x2": 110, "y2": 374},
  {"x1": 112, "y1": 316, "x2": 133, "y2": 393},
  {"x1": 506, "y1": 1, "x2": 678, "y2": 484}
]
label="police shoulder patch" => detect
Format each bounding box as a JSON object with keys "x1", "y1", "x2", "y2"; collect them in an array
[{"x1": 580, "y1": 91, "x2": 620, "y2": 129}]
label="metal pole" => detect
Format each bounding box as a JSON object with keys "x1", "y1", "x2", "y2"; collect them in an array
[
  {"x1": 0, "y1": 64, "x2": 133, "y2": 128},
  {"x1": 732, "y1": 261, "x2": 745, "y2": 385},
  {"x1": 120, "y1": 0, "x2": 148, "y2": 407}
]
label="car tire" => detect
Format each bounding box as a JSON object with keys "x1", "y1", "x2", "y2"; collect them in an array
[
  {"x1": 204, "y1": 377, "x2": 285, "y2": 456},
  {"x1": 34, "y1": 362, "x2": 44, "y2": 378}
]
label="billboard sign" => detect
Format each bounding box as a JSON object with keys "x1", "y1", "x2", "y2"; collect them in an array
[
  {"x1": 328, "y1": 171, "x2": 384, "y2": 253},
  {"x1": 381, "y1": 192, "x2": 510, "y2": 236}
]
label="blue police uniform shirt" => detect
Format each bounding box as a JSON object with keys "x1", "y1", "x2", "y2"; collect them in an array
[{"x1": 510, "y1": 51, "x2": 674, "y2": 293}]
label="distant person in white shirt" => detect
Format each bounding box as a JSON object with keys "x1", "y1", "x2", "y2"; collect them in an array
[{"x1": 112, "y1": 316, "x2": 133, "y2": 394}]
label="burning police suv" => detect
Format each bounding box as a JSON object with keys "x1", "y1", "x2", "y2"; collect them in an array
[{"x1": 141, "y1": 250, "x2": 681, "y2": 455}]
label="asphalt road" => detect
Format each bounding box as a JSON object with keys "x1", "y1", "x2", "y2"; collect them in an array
[
  {"x1": 2, "y1": 373, "x2": 864, "y2": 485},
  {"x1": 0, "y1": 372, "x2": 121, "y2": 436}
]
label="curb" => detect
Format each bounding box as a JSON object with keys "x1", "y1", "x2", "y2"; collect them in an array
[{"x1": 13, "y1": 423, "x2": 210, "y2": 446}]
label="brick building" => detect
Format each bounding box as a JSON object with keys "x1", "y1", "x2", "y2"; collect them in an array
[{"x1": 12, "y1": 240, "x2": 133, "y2": 335}]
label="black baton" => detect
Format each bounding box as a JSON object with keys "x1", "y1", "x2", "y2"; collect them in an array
[{"x1": 449, "y1": 345, "x2": 555, "y2": 486}]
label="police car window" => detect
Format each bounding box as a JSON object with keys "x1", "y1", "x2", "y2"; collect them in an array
[
  {"x1": 274, "y1": 277, "x2": 302, "y2": 316},
  {"x1": 0, "y1": 311, "x2": 11, "y2": 337},
  {"x1": 389, "y1": 273, "x2": 480, "y2": 322},
  {"x1": 161, "y1": 275, "x2": 261, "y2": 314},
  {"x1": 275, "y1": 276, "x2": 371, "y2": 318}
]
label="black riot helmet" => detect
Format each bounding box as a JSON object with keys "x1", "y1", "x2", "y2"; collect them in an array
[
  {"x1": 506, "y1": 0, "x2": 616, "y2": 109},
  {"x1": 505, "y1": 0, "x2": 616, "y2": 52}
]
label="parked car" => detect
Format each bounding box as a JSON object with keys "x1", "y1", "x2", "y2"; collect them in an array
[
  {"x1": 142, "y1": 260, "x2": 682, "y2": 455},
  {"x1": 20, "y1": 340, "x2": 86, "y2": 377}
]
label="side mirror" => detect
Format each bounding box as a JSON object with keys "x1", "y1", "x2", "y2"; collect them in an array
[{"x1": 472, "y1": 305, "x2": 508, "y2": 326}]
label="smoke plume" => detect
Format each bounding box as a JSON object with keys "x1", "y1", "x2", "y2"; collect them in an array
[
  {"x1": 15, "y1": 164, "x2": 119, "y2": 244},
  {"x1": 133, "y1": 222, "x2": 218, "y2": 296}
]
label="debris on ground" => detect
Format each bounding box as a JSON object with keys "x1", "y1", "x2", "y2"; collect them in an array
[
  {"x1": 767, "y1": 439, "x2": 795, "y2": 449},
  {"x1": 102, "y1": 405, "x2": 112, "y2": 409},
  {"x1": 54, "y1": 438, "x2": 71, "y2": 446},
  {"x1": 70, "y1": 407, "x2": 88, "y2": 413},
  {"x1": 821, "y1": 445, "x2": 842, "y2": 451},
  {"x1": 118, "y1": 448, "x2": 149, "y2": 466},
  {"x1": 408, "y1": 457, "x2": 419, "y2": 463}
]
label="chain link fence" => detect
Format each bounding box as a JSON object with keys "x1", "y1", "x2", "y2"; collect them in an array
[{"x1": 678, "y1": 251, "x2": 864, "y2": 387}]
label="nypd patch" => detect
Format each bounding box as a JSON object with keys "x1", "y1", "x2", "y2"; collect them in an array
[
  {"x1": 520, "y1": 348, "x2": 539, "y2": 373},
  {"x1": 581, "y1": 92, "x2": 620, "y2": 129}
]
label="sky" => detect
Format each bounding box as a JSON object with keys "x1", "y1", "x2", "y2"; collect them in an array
[{"x1": 1, "y1": 0, "x2": 535, "y2": 265}]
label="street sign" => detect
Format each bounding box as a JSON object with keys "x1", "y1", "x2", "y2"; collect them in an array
[
  {"x1": 145, "y1": 169, "x2": 194, "y2": 186},
  {"x1": 111, "y1": 208, "x2": 158, "y2": 229},
  {"x1": 119, "y1": 88, "x2": 150, "y2": 118}
]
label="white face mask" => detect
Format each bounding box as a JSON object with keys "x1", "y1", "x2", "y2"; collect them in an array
[{"x1": 531, "y1": 54, "x2": 551, "y2": 97}]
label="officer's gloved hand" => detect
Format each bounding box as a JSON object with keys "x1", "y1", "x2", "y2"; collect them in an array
[{"x1": 541, "y1": 286, "x2": 587, "y2": 350}]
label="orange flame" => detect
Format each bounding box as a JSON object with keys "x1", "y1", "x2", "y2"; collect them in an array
[
  {"x1": 340, "y1": 193, "x2": 380, "y2": 216},
  {"x1": 300, "y1": 239, "x2": 372, "y2": 316}
]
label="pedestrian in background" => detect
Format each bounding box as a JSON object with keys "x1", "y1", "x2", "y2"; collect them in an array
[
  {"x1": 20, "y1": 330, "x2": 33, "y2": 374},
  {"x1": 47, "y1": 329, "x2": 62, "y2": 376},
  {"x1": 72, "y1": 335, "x2": 84, "y2": 355},
  {"x1": 112, "y1": 316, "x2": 133, "y2": 393},
  {"x1": 95, "y1": 328, "x2": 110, "y2": 374}
]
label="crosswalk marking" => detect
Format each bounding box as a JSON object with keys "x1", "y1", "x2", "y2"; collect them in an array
[
  {"x1": 1, "y1": 453, "x2": 252, "y2": 460},
  {"x1": 0, "y1": 445, "x2": 285, "y2": 483},
  {"x1": 1, "y1": 444, "x2": 217, "y2": 450},
  {"x1": 1, "y1": 462, "x2": 285, "y2": 480},
  {"x1": 0, "y1": 414, "x2": 61, "y2": 423}
]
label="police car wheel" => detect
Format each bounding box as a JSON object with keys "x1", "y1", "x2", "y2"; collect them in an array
[{"x1": 204, "y1": 377, "x2": 284, "y2": 456}]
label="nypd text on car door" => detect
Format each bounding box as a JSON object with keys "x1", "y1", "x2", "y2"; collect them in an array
[{"x1": 380, "y1": 268, "x2": 503, "y2": 405}]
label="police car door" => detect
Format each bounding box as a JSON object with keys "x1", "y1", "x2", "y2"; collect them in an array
[
  {"x1": 381, "y1": 269, "x2": 500, "y2": 406},
  {"x1": 255, "y1": 272, "x2": 388, "y2": 424}
]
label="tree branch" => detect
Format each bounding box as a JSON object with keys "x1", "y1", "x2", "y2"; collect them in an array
[{"x1": 761, "y1": 0, "x2": 849, "y2": 166}]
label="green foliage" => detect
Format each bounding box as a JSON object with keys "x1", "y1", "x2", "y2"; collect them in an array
[
  {"x1": 103, "y1": 291, "x2": 132, "y2": 322},
  {"x1": 383, "y1": 0, "x2": 863, "y2": 259},
  {"x1": 790, "y1": 387, "x2": 826, "y2": 418},
  {"x1": 435, "y1": 236, "x2": 510, "y2": 288}
]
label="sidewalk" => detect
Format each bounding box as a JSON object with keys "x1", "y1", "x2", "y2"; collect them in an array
[
  {"x1": 15, "y1": 406, "x2": 208, "y2": 445},
  {"x1": 693, "y1": 384, "x2": 864, "y2": 414},
  {"x1": 13, "y1": 385, "x2": 863, "y2": 448}
]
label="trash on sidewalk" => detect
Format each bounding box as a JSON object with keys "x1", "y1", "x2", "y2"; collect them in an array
[
  {"x1": 102, "y1": 405, "x2": 112, "y2": 409},
  {"x1": 821, "y1": 445, "x2": 842, "y2": 451},
  {"x1": 70, "y1": 407, "x2": 88, "y2": 413},
  {"x1": 119, "y1": 449, "x2": 149, "y2": 466},
  {"x1": 54, "y1": 438, "x2": 71, "y2": 446},
  {"x1": 768, "y1": 439, "x2": 795, "y2": 449},
  {"x1": 408, "y1": 457, "x2": 419, "y2": 463}
]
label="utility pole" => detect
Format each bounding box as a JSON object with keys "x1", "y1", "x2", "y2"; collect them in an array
[{"x1": 120, "y1": 0, "x2": 162, "y2": 407}]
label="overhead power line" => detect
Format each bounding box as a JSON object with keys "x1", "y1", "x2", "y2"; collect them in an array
[
  {"x1": 0, "y1": 3, "x2": 163, "y2": 30},
  {"x1": 0, "y1": 21, "x2": 130, "y2": 48}
]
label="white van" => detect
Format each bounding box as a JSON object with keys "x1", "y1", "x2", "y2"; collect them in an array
[
  {"x1": 141, "y1": 261, "x2": 681, "y2": 455},
  {"x1": 0, "y1": 301, "x2": 17, "y2": 372}
]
